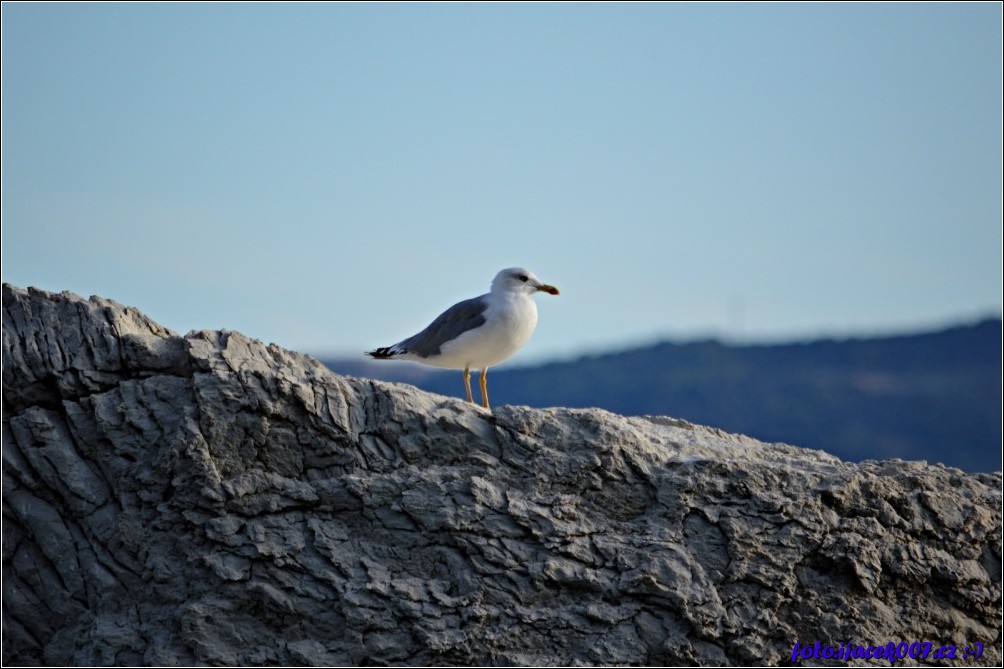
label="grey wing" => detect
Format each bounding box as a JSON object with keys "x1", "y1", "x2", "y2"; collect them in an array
[{"x1": 399, "y1": 295, "x2": 489, "y2": 357}]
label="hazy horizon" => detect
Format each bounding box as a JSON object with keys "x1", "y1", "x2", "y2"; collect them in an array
[{"x1": 319, "y1": 310, "x2": 1001, "y2": 366}]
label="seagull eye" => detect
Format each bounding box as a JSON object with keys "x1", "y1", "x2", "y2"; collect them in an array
[{"x1": 518, "y1": 274, "x2": 529, "y2": 282}]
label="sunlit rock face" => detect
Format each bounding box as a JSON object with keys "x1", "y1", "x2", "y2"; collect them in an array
[{"x1": 3, "y1": 283, "x2": 1001, "y2": 666}]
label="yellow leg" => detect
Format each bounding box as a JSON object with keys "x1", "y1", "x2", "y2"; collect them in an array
[
  {"x1": 463, "y1": 366, "x2": 473, "y2": 403},
  {"x1": 480, "y1": 368, "x2": 490, "y2": 409}
]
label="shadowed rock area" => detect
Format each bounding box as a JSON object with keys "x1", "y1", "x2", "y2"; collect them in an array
[{"x1": 3, "y1": 283, "x2": 1001, "y2": 666}]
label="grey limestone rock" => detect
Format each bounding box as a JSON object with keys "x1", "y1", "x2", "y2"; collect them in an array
[{"x1": 3, "y1": 283, "x2": 1001, "y2": 666}]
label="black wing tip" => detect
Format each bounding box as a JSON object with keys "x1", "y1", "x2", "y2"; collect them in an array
[{"x1": 367, "y1": 347, "x2": 398, "y2": 359}]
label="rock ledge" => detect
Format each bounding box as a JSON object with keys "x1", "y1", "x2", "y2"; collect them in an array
[{"x1": 3, "y1": 283, "x2": 1001, "y2": 665}]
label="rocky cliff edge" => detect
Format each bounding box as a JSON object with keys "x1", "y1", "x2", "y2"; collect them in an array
[{"x1": 3, "y1": 283, "x2": 1001, "y2": 665}]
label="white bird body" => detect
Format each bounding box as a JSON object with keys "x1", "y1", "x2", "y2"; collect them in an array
[
  {"x1": 410, "y1": 290, "x2": 538, "y2": 369},
  {"x1": 367, "y1": 267, "x2": 559, "y2": 408}
]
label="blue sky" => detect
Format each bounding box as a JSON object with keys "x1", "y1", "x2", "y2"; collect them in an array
[{"x1": 3, "y1": 3, "x2": 1001, "y2": 364}]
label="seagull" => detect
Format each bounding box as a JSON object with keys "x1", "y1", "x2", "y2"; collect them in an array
[{"x1": 367, "y1": 267, "x2": 560, "y2": 409}]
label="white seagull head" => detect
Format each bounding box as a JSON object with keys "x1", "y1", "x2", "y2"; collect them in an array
[{"x1": 490, "y1": 267, "x2": 560, "y2": 297}]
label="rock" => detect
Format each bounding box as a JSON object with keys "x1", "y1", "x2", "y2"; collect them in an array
[{"x1": 3, "y1": 283, "x2": 1001, "y2": 666}]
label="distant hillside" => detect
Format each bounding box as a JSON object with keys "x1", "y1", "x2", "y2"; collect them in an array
[{"x1": 322, "y1": 318, "x2": 1002, "y2": 473}]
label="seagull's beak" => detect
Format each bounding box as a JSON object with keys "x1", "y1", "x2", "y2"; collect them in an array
[{"x1": 536, "y1": 283, "x2": 560, "y2": 295}]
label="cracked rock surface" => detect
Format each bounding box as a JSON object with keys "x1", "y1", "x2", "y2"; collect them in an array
[{"x1": 3, "y1": 283, "x2": 1001, "y2": 666}]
